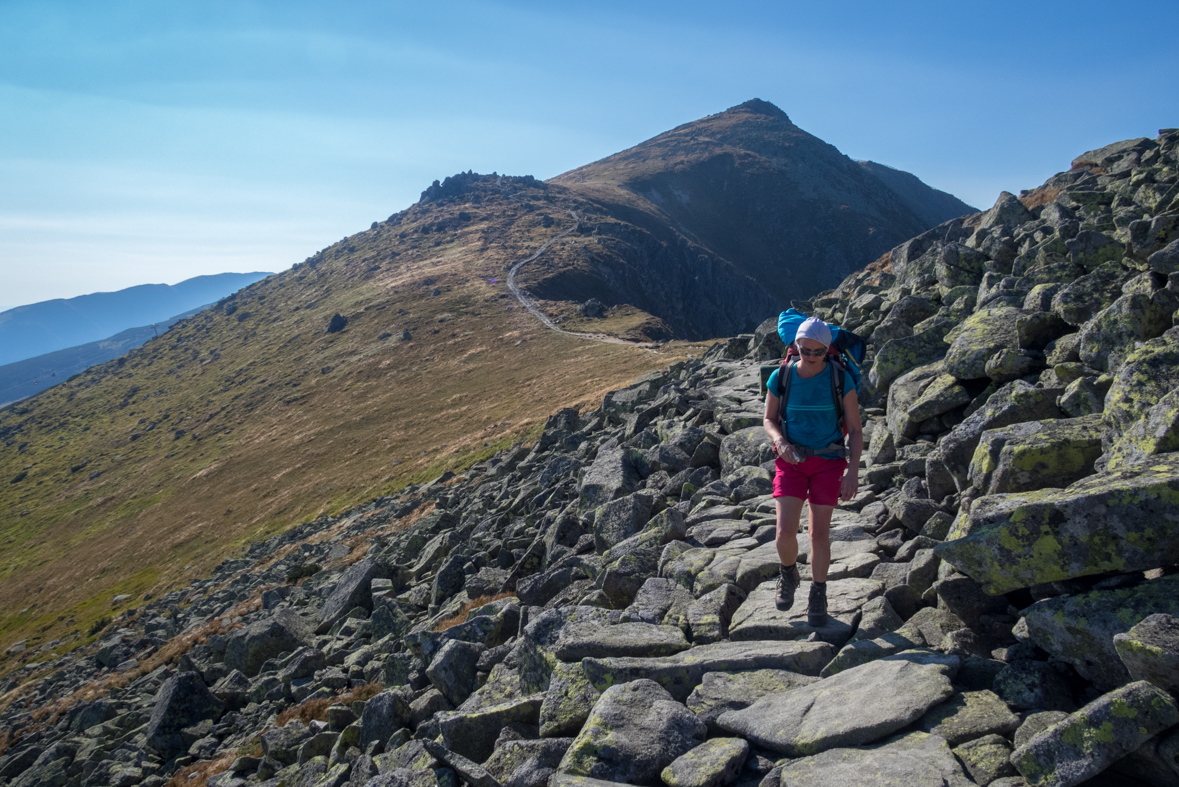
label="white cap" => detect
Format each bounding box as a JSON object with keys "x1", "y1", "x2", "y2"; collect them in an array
[{"x1": 795, "y1": 316, "x2": 832, "y2": 348}]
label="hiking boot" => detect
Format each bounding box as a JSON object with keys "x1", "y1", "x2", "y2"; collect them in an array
[
  {"x1": 775, "y1": 564, "x2": 801, "y2": 611},
  {"x1": 807, "y1": 582, "x2": 828, "y2": 627}
]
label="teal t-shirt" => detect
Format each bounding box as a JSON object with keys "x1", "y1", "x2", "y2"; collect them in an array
[{"x1": 766, "y1": 362, "x2": 857, "y2": 456}]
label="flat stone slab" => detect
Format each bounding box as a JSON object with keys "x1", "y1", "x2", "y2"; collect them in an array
[
  {"x1": 773, "y1": 732, "x2": 974, "y2": 787},
  {"x1": 728, "y1": 578, "x2": 884, "y2": 648},
  {"x1": 661, "y1": 737, "x2": 749, "y2": 787},
  {"x1": 716, "y1": 652, "x2": 956, "y2": 756},
  {"x1": 553, "y1": 622, "x2": 690, "y2": 662},
  {"x1": 582, "y1": 639, "x2": 835, "y2": 702},
  {"x1": 916, "y1": 690, "x2": 1021, "y2": 746},
  {"x1": 1114, "y1": 612, "x2": 1179, "y2": 694},
  {"x1": 686, "y1": 669, "x2": 820, "y2": 732},
  {"x1": 437, "y1": 695, "x2": 545, "y2": 763}
]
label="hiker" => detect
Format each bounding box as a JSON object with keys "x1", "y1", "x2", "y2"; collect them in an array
[{"x1": 762, "y1": 315, "x2": 863, "y2": 625}]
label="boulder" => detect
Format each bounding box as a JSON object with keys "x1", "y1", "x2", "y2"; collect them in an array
[
  {"x1": 686, "y1": 584, "x2": 745, "y2": 644},
  {"x1": 966, "y1": 415, "x2": 1104, "y2": 496},
  {"x1": 622, "y1": 577, "x2": 694, "y2": 628},
  {"x1": 580, "y1": 445, "x2": 646, "y2": 513},
  {"x1": 992, "y1": 660, "x2": 1075, "y2": 712},
  {"x1": 953, "y1": 734, "x2": 1017, "y2": 786},
  {"x1": 718, "y1": 427, "x2": 773, "y2": 476},
  {"x1": 428, "y1": 640, "x2": 487, "y2": 706},
  {"x1": 317, "y1": 557, "x2": 393, "y2": 634},
  {"x1": 1113, "y1": 613, "x2": 1179, "y2": 694},
  {"x1": 554, "y1": 622, "x2": 689, "y2": 661},
  {"x1": 728, "y1": 578, "x2": 884, "y2": 649},
  {"x1": 539, "y1": 661, "x2": 601, "y2": 738},
  {"x1": 686, "y1": 669, "x2": 819, "y2": 732},
  {"x1": 771, "y1": 732, "x2": 973, "y2": 787},
  {"x1": 716, "y1": 652, "x2": 956, "y2": 756},
  {"x1": 1011, "y1": 681, "x2": 1179, "y2": 787},
  {"x1": 557, "y1": 680, "x2": 707, "y2": 786},
  {"x1": 1078, "y1": 289, "x2": 1179, "y2": 372},
  {"x1": 1057, "y1": 377, "x2": 1105, "y2": 418},
  {"x1": 145, "y1": 671, "x2": 225, "y2": 758},
  {"x1": 484, "y1": 738, "x2": 573, "y2": 787},
  {"x1": 886, "y1": 362, "x2": 945, "y2": 439},
  {"x1": 581, "y1": 639, "x2": 834, "y2": 702},
  {"x1": 944, "y1": 308, "x2": 1024, "y2": 380},
  {"x1": 937, "y1": 459, "x2": 1179, "y2": 594},
  {"x1": 916, "y1": 690, "x2": 1021, "y2": 746},
  {"x1": 360, "y1": 688, "x2": 412, "y2": 753},
  {"x1": 1102, "y1": 328, "x2": 1179, "y2": 438},
  {"x1": 1149, "y1": 238, "x2": 1179, "y2": 274},
  {"x1": 660, "y1": 738, "x2": 749, "y2": 787},
  {"x1": 593, "y1": 492, "x2": 654, "y2": 553},
  {"x1": 1023, "y1": 576, "x2": 1179, "y2": 690},
  {"x1": 1052, "y1": 263, "x2": 1131, "y2": 327},
  {"x1": 869, "y1": 322, "x2": 954, "y2": 394},
  {"x1": 224, "y1": 608, "x2": 315, "y2": 677},
  {"x1": 260, "y1": 720, "x2": 309, "y2": 766},
  {"x1": 1104, "y1": 387, "x2": 1179, "y2": 470},
  {"x1": 438, "y1": 696, "x2": 545, "y2": 764}
]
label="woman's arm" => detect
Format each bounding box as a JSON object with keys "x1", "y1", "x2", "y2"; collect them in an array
[
  {"x1": 840, "y1": 388, "x2": 863, "y2": 501},
  {"x1": 763, "y1": 392, "x2": 798, "y2": 464}
]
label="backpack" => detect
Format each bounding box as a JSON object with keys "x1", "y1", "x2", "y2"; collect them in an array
[{"x1": 759, "y1": 309, "x2": 866, "y2": 454}]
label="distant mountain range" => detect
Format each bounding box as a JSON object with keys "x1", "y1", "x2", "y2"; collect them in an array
[
  {"x1": 0, "y1": 306, "x2": 209, "y2": 407},
  {"x1": 0, "y1": 271, "x2": 272, "y2": 366}
]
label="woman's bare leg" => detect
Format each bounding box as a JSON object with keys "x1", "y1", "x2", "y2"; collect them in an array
[
  {"x1": 807, "y1": 502, "x2": 834, "y2": 583},
  {"x1": 775, "y1": 496, "x2": 806, "y2": 566}
]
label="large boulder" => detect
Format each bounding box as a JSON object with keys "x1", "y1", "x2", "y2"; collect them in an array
[
  {"x1": 885, "y1": 362, "x2": 945, "y2": 439},
  {"x1": 224, "y1": 608, "x2": 315, "y2": 677},
  {"x1": 553, "y1": 622, "x2": 689, "y2": 662},
  {"x1": 936, "y1": 381, "x2": 1065, "y2": 490},
  {"x1": 1078, "y1": 289, "x2": 1179, "y2": 373},
  {"x1": 716, "y1": 652, "x2": 956, "y2": 756},
  {"x1": 580, "y1": 445, "x2": 647, "y2": 513},
  {"x1": 1104, "y1": 386, "x2": 1179, "y2": 470},
  {"x1": 660, "y1": 738, "x2": 749, "y2": 787},
  {"x1": 1022, "y1": 576, "x2": 1179, "y2": 690},
  {"x1": 718, "y1": 427, "x2": 773, "y2": 476},
  {"x1": 593, "y1": 492, "x2": 655, "y2": 553},
  {"x1": 686, "y1": 669, "x2": 819, "y2": 733},
  {"x1": 943, "y1": 307, "x2": 1024, "y2": 380},
  {"x1": 771, "y1": 732, "x2": 973, "y2": 787},
  {"x1": 869, "y1": 321, "x2": 954, "y2": 395},
  {"x1": 1011, "y1": 681, "x2": 1179, "y2": 787},
  {"x1": 937, "y1": 457, "x2": 1179, "y2": 594},
  {"x1": 317, "y1": 557, "x2": 395, "y2": 634},
  {"x1": 360, "y1": 688, "x2": 412, "y2": 753},
  {"x1": 438, "y1": 696, "x2": 545, "y2": 764},
  {"x1": 1114, "y1": 613, "x2": 1179, "y2": 695},
  {"x1": 557, "y1": 679, "x2": 706, "y2": 786},
  {"x1": 1051, "y1": 260, "x2": 1130, "y2": 327},
  {"x1": 145, "y1": 672, "x2": 225, "y2": 759},
  {"x1": 1102, "y1": 328, "x2": 1179, "y2": 437},
  {"x1": 966, "y1": 415, "x2": 1104, "y2": 496}
]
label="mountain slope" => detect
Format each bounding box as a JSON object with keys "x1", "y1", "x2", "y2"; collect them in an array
[
  {"x1": 856, "y1": 159, "x2": 977, "y2": 227},
  {"x1": 0, "y1": 306, "x2": 208, "y2": 407},
  {"x1": 0, "y1": 272, "x2": 272, "y2": 366},
  {"x1": 550, "y1": 99, "x2": 972, "y2": 310}
]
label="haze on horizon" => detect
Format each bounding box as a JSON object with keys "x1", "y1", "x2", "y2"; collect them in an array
[{"x1": 1, "y1": 0, "x2": 1175, "y2": 312}]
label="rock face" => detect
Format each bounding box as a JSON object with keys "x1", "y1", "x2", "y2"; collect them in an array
[{"x1": 5, "y1": 128, "x2": 1179, "y2": 787}]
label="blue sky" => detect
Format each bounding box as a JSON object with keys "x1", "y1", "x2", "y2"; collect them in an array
[{"x1": 2, "y1": 0, "x2": 1176, "y2": 311}]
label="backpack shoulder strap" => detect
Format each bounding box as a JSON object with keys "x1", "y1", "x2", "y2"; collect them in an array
[
  {"x1": 777, "y1": 359, "x2": 797, "y2": 442},
  {"x1": 829, "y1": 360, "x2": 846, "y2": 432}
]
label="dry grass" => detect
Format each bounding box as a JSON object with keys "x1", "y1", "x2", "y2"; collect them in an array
[
  {"x1": 165, "y1": 753, "x2": 237, "y2": 787},
  {"x1": 1020, "y1": 185, "x2": 1064, "y2": 210},
  {"x1": 275, "y1": 682, "x2": 385, "y2": 727},
  {"x1": 434, "y1": 592, "x2": 516, "y2": 632}
]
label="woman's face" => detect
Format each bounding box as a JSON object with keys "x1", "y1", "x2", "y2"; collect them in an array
[{"x1": 797, "y1": 338, "x2": 827, "y2": 369}]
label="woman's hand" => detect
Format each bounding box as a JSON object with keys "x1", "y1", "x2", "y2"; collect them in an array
[
  {"x1": 839, "y1": 471, "x2": 859, "y2": 502},
  {"x1": 773, "y1": 437, "x2": 800, "y2": 464}
]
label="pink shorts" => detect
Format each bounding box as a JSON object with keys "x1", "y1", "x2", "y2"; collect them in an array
[{"x1": 773, "y1": 456, "x2": 848, "y2": 506}]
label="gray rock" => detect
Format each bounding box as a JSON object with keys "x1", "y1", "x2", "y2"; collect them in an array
[
  {"x1": 580, "y1": 446, "x2": 646, "y2": 514},
  {"x1": 484, "y1": 738, "x2": 573, "y2": 787},
  {"x1": 280, "y1": 647, "x2": 326, "y2": 684},
  {"x1": 145, "y1": 671, "x2": 225, "y2": 759},
  {"x1": 423, "y1": 740, "x2": 503, "y2": 787},
  {"x1": 1051, "y1": 261, "x2": 1129, "y2": 327},
  {"x1": 953, "y1": 734, "x2": 1017, "y2": 786},
  {"x1": 317, "y1": 557, "x2": 392, "y2": 634},
  {"x1": 992, "y1": 660, "x2": 1074, "y2": 712},
  {"x1": 593, "y1": 492, "x2": 655, "y2": 553},
  {"x1": 1113, "y1": 613, "x2": 1179, "y2": 694},
  {"x1": 965, "y1": 415, "x2": 1104, "y2": 496},
  {"x1": 660, "y1": 737, "x2": 749, "y2": 787},
  {"x1": 719, "y1": 427, "x2": 773, "y2": 476},
  {"x1": 554, "y1": 621, "x2": 689, "y2": 661},
  {"x1": 557, "y1": 679, "x2": 706, "y2": 785},
  {"x1": 622, "y1": 577, "x2": 694, "y2": 627},
  {"x1": 539, "y1": 661, "x2": 601, "y2": 737},
  {"x1": 1023, "y1": 576, "x2": 1179, "y2": 689},
  {"x1": 917, "y1": 690, "x2": 1020, "y2": 746},
  {"x1": 716, "y1": 653, "x2": 956, "y2": 756},
  {"x1": 261, "y1": 720, "x2": 309, "y2": 766},
  {"x1": 772, "y1": 731, "x2": 973, "y2": 787},
  {"x1": 428, "y1": 640, "x2": 488, "y2": 706},
  {"x1": 686, "y1": 669, "x2": 819, "y2": 732},
  {"x1": 945, "y1": 307, "x2": 1025, "y2": 381},
  {"x1": 437, "y1": 696, "x2": 545, "y2": 764},
  {"x1": 1078, "y1": 289, "x2": 1179, "y2": 373},
  {"x1": 728, "y1": 577, "x2": 884, "y2": 648},
  {"x1": 224, "y1": 607, "x2": 315, "y2": 677},
  {"x1": 1011, "y1": 681, "x2": 1179, "y2": 787},
  {"x1": 686, "y1": 584, "x2": 745, "y2": 644},
  {"x1": 1014, "y1": 711, "x2": 1069, "y2": 750},
  {"x1": 582, "y1": 639, "x2": 834, "y2": 702},
  {"x1": 937, "y1": 462, "x2": 1179, "y2": 595},
  {"x1": 360, "y1": 688, "x2": 412, "y2": 753}
]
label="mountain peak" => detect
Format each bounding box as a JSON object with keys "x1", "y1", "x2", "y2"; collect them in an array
[{"x1": 728, "y1": 98, "x2": 791, "y2": 123}]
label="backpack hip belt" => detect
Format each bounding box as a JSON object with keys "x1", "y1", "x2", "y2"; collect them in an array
[{"x1": 788, "y1": 440, "x2": 848, "y2": 459}]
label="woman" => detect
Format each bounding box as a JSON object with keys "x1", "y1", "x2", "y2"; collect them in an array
[{"x1": 762, "y1": 316, "x2": 862, "y2": 626}]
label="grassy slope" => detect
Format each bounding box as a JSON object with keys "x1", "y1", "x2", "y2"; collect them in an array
[{"x1": 0, "y1": 181, "x2": 703, "y2": 665}]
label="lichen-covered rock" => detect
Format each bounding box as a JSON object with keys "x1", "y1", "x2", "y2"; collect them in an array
[
  {"x1": 360, "y1": 688, "x2": 412, "y2": 753},
  {"x1": 557, "y1": 679, "x2": 706, "y2": 785},
  {"x1": 772, "y1": 731, "x2": 974, "y2": 787},
  {"x1": 869, "y1": 321, "x2": 954, "y2": 394},
  {"x1": 916, "y1": 690, "x2": 1021, "y2": 746},
  {"x1": 1051, "y1": 262, "x2": 1130, "y2": 327},
  {"x1": 1101, "y1": 328, "x2": 1179, "y2": 437},
  {"x1": 145, "y1": 671, "x2": 225, "y2": 758},
  {"x1": 438, "y1": 696, "x2": 545, "y2": 764},
  {"x1": 716, "y1": 652, "x2": 956, "y2": 756},
  {"x1": 728, "y1": 577, "x2": 884, "y2": 648},
  {"x1": 937, "y1": 459, "x2": 1179, "y2": 594},
  {"x1": 593, "y1": 492, "x2": 654, "y2": 553},
  {"x1": 580, "y1": 445, "x2": 646, "y2": 514},
  {"x1": 1078, "y1": 289, "x2": 1179, "y2": 372},
  {"x1": 553, "y1": 622, "x2": 689, "y2": 662},
  {"x1": 539, "y1": 662, "x2": 600, "y2": 737},
  {"x1": 954, "y1": 734, "x2": 1017, "y2": 785},
  {"x1": 992, "y1": 660, "x2": 1075, "y2": 712},
  {"x1": 718, "y1": 427, "x2": 773, "y2": 476},
  {"x1": 1113, "y1": 613, "x2": 1179, "y2": 694},
  {"x1": 224, "y1": 608, "x2": 315, "y2": 677},
  {"x1": 984, "y1": 349, "x2": 1045, "y2": 384},
  {"x1": 484, "y1": 738, "x2": 573, "y2": 787},
  {"x1": 660, "y1": 737, "x2": 749, "y2": 787},
  {"x1": 1010, "y1": 681, "x2": 1179, "y2": 787},
  {"x1": 686, "y1": 584, "x2": 745, "y2": 644},
  {"x1": 428, "y1": 640, "x2": 487, "y2": 706},
  {"x1": 581, "y1": 639, "x2": 834, "y2": 702},
  {"x1": 944, "y1": 307, "x2": 1025, "y2": 380},
  {"x1": 1057, "y1": 377, "x2": 1105, "y2": 418},
  {"x1": 966, "y1": 415, "x2": 1104, "y2": 496},
  {"x1": 1104, "y1": 387, "x2": 1179, "y2": 470},
  {"x1": 622, "y1": 577, "x2": 694, "y2": 628},
  {"x1": 886, "y1": 361, "x2": 946, "y2": 439},
  {"x1": 686, "y1": 669, "x2": 819, "y2": 732},
  {"x1": 317, "y1": 556, "x2": 393, "y2": 634},
  {"x1": 1023, "y1": 577, "x2": 1179, "y2": 689},
  {"x1": 936, "y1": 381, "x2": 1064, "y2": 490},
  {"x1": 900, "y1": 374, "x2": 972, "y2": 432}
]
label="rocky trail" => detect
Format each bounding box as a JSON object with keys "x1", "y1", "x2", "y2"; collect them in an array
[{"x1": 4, "y1": 129, "x2": 1179, "y2": 787}]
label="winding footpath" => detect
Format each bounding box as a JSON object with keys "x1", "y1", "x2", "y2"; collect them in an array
[{"x1": 506, "y1": 211, "x2": 655, "y2": 348}]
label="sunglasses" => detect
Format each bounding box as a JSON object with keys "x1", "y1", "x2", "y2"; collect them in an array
[{"x1": 797, "y1": 346, "x2": 827, "y2": 357}]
